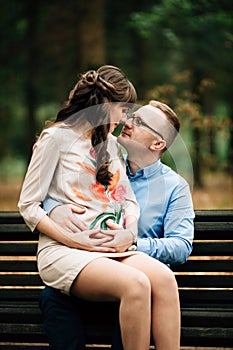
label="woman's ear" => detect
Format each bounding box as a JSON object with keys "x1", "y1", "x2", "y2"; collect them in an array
[{"x1": 149, "y1": 139, "x2": 166, "y2": 151}]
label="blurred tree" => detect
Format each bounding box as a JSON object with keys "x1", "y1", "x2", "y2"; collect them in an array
[
  {"x1": 130, "y1": 0, "x2": 233, "y2": 185},
  {"x1": 78, "y1": 0, "x2": 105, "y2": 70},
  {"x1": 0, "y1": 0, "x2": 232, "y2": 191},
  {"x1": 0, "y1": 0, "x2": 107, "y2": 163},
  {"x1": 0, "y1": 1, "x2": 28, "y2": 159},
  {"x1": 25, "y1": 0, "x2": 39, "y2": 160}
]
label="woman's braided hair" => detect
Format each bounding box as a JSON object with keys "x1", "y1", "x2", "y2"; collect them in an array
[{"x1": 55, "y1": 65, "x2": 137, "y2": 185}]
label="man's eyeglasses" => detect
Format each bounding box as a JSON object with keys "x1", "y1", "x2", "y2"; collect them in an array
[{"x1": 125, "y1": 112, "x2": 164, "y2": 140}]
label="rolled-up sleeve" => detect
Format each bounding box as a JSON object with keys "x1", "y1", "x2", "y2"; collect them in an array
[
  {"x1": 137, "y1": 179, "x2": 194, "y2": 265},
  {"x1": 18, "y1": 131, "x2": 60, "y2": 231}
]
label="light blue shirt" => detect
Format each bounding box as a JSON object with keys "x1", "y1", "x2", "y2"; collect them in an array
[
  {"x1": 43, "y1": 159, "x2": 194, "y2": 266},
  {"x1": 127, "y1": 159, "x2": 194, "y2": 265}
]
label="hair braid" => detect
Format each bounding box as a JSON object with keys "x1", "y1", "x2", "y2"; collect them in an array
[
  {"x1": 91, "y1": 125, "x2": 113, "y2": 185},
  {"x1": 54, "y1": 65, "x2": 137, "y2": 186}
]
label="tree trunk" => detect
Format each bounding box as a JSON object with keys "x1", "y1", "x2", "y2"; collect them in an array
[
  {"x1": 229, "y1": 110, "x2": 233, "y2": 177},
  {"x1": 77, "y1": 0, "x2": 106, "y2": 70},
  {"x1": 190, "y1": 70, "x2": 203, "y2": 187},
  {"x1": 25, "y1": 0, "x2": 38, "y2": 162}
]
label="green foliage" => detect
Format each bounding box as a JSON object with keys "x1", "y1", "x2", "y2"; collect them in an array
[{"x1": 0, "y1": 0, "x2": 232, "y2": 187}]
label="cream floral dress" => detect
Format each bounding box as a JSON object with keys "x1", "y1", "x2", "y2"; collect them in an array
[{"x1": 18, "y1": 120, "x2": 139, "y2": 294}]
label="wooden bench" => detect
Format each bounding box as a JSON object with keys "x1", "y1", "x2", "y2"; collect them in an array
[{"x1": 0, "y1": 210, "x2": 233, "y2": 349}]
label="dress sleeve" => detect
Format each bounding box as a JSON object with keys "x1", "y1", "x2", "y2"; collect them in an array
[{"x1": 18, "y1": 130, "x2": 60, "y2": 231}]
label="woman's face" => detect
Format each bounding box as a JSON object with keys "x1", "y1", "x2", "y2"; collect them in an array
[{"x1": 109, "y1": 103, "x2": 127, "y2": 133}]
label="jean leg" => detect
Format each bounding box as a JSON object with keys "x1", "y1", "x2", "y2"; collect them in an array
[
  {"x1": 39, "y1": 286, "x2": 85, "y2": 350},
  {"x1": 111, "y1": 316, "x2": 123, "y2": 350}
]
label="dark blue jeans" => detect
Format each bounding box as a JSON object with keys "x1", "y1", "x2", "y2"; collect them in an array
[{"x1": 39, "y1": 286, "x2": 123, "y2": 350}]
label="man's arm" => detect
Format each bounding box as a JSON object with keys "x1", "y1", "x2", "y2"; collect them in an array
[
  {"x1": 137, "y1": 181, "x2": 194, "y2": 265},
  {"x1": 42, "y1": 196, "x2": 61, "y2": 215}
]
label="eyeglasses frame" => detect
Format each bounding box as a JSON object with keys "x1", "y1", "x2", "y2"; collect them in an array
[{"x1": 125, "y1": 112, "x2": 164, "y2": 140}]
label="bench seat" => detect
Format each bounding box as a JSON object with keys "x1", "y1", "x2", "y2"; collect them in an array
[{"x1": 0, "y1": 210, "x2": 233, "y2": 349}]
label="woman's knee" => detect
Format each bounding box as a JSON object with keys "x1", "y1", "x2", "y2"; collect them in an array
[
  {"x1": 152, "y1": 265, "x2": 178, "y2": 298},
  {"x1": 124, "y1": 270, "x2": 151, "y2": 302}
]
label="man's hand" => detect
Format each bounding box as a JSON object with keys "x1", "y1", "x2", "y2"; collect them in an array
[{"x1": 50, "y1": 204, "x2": 88, "y2": 233}]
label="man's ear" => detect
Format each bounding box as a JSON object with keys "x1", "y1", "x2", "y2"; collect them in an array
[{"x1": 149, "y1": 139, "x2": 166, "y2": 151}]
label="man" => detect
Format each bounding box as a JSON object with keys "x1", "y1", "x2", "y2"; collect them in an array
[{"x1": 40, "y1": 100, "x2": 194, "y2": 349}]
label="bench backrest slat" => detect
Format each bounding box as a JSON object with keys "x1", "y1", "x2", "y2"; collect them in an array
[{"x1": 0, "y1": 210, "x2": 232, "y2": 305}]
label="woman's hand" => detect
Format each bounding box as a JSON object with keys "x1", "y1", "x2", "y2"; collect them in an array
[
  {"x1": 68, "y1": 228, "x2": 116, "y2": 253},
  {"x1": 101, "y1": 220, "x2": 135, "y2": 252},
  {"x1": 50, "y1": 205, "x2": 117, "y2": 252},
  {"x1": 50, "y1": 204, "x2": 88, "y2": 232},
  {"x1": 48, "y1": 205, "x2": 133, "y2": 253}
]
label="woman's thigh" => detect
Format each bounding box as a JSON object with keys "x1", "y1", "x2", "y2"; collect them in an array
[
  {"x1": 120, "y1": 252, "x2": 176, "y2": 288},
  {"x1": 71, "y1": 257, "x2": 150, "y2": 302}
]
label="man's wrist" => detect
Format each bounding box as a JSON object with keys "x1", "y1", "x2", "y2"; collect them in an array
[
  {"x1": 127, "y1": 229, "x2": 137, "y2": 251},
  {"x1": 128, "y1": 229, "x2": 137, "y2": 244}
]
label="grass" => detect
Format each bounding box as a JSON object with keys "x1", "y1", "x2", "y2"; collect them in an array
[
  {"x1": 0, "y1": 172, "x2": 232, "y2": 211},
  {"x1": 192, "y1": 172, "x2": 233, "y2": 209}
]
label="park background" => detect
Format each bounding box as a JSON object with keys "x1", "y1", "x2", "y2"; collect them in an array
[{"x1": 0, "y1": 0, "x2": 232, "y2": 210}]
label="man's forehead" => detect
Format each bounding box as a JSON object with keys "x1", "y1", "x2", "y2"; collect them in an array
[{"x1": 135, "y1": 105, "x2": 166, "y2": 121}]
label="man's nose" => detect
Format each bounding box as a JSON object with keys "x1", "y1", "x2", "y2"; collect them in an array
[{"x1": 124, "y1": 119, "x2": 133, "y2": 127}]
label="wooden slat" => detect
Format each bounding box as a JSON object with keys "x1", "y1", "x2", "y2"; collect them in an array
[
  {"x1": 180, "y1": 326, "x2": 233, "y2": 347},
  {"x1": 0, "y1": 323, "x2": 47, "y2": 342},
  {"x1": 0, "y1": 227, "x2": 38, "y2": 241},
  {"x1": 194, "y1": 221, "x2": 233, "y2": 230},
  {"x1": 179, "y1": 289, "x2": 233, "y2": 306},
  {"x1": 181, "y1": 307, "x2": 233, "y2": 327},
  {"x1": 1, "y1": 271, "x2": 232, "y2": 289},
  {"x1": 2, "y1": 259, "x2": 231, "y2": 273},
  {"x1": 194, "y1": 209, "x2": 233, "y2": 221},
  {"x1": 0, "y1": 210, "x2": 232, "y2": 348},
  {"x1": 176, "y1": 274, "x2": 233, "y2": 288},
  {"x1": 0, "y1": 212, "x2": 24, "y2": 223},
  {"x1": 0, "y1": 288, "x2": 42, "y2": 301},
  {"x1": 0, "y1": 243, "x2": 37, "y2": 256},
  {"x1": 1, "y1": 288, "x2": 233, "y2": 305},
  {"x1": 1, "y1": 241, "x2": 232, "y2": 257},
  {"x1": 172, "y1": 259, "x2": 233, "y2": 272},
  {"x1": 3, "y1": 318, "x2": 226, "y2": 348},
  {"x1": 1, "y1": 273, "x2": 232, "y2": 289},
  {"x1": 2, "y1": 242, "x2": 231, "y2": 257},
  {"x1": 0, "y1": 223, "x2": 31, "y2": 233},
  {"x1": 0, "y1": 260, "x2": 37, "y2": 272},
  {"x1": 0, "y1": 274, "x2": 42, "y2": 286},
  {"x1": 0, "y1": 304, "x2": 42, "y2": 323},
  {"x1": 0, "y1": 345, "x2": 49, "y2": 350},
  {"x1": 192, "y1": 241, "x2": 233, "y2": 256}
]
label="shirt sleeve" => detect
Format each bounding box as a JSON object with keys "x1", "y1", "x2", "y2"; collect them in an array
[
  {"x1": 43, "y1": 196, "x2": 62, "y2": 215},
  {"x1": 18, "y1": 130, "x2": 60, "y2": 231},
  {"x1": 137, "y1": 180, "x2": 194, "y2": 265}
]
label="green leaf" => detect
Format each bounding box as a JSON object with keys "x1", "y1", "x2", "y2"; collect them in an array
[{"x1": 89, "y1": 212, "x2": 116, "y2": 229}]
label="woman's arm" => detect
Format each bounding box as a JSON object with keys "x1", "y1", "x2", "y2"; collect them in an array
[
  {"x1": 18, "y1": 130, "x2": 60, "y2": 231},
  {"x1": 18, "y1": 130, "x2": 115, "y2": 252},
  {"x1": 37, "y1": 214, "x2": 116, "y2": 252}
]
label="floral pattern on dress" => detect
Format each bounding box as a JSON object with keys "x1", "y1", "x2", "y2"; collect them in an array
[{"x1": 72, "y1": 147, "x2": 126, "y2": 229}]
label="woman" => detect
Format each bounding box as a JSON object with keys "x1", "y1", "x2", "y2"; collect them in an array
[{"x1": 19, "y1": 65, "x2": 180, "y2": 350}]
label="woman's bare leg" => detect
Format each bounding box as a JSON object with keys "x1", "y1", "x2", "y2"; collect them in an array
[
  {"x1": 122, "y1": 253, "x2": 180, "y2": 350},
  {"x1": 70, "y1": 257, "x2": 151, "y2": 350}
]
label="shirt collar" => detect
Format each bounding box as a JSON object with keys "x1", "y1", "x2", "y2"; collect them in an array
[{"x1": 126, "y1": 158, "x2": 161, "y2": 179}]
